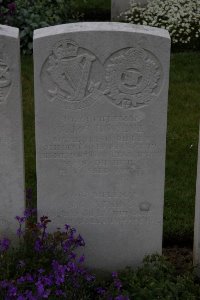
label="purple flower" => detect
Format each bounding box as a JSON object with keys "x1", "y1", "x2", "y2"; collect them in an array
[
  {"x1": 112, "y1": 271, "x2": 118, "y2": 278},
  {"x1": 64, "y1": 224, "x2": 70, "y2": 231},
  {"x1": 66, "y1": 261, "x2": 77, "y2": 273},
  {"x1": 42, "y1": 289, "x2": 51, "y2": 298},
  {"x1": 25, "y1": 274, "x2": 34, "y2": 283},
  {"x1": 24, "y1": 290, "x2": 36, "y2": 299},
  {"x1": 35, "y1": 281, "x2": 44, "y2": 296},
  {"x1": 17, "y1": 227, "x2": 24, "y2": 237},
  {"x1": 96, "y1": 287, "x2": 106, "y2": 295},
  {"x1": 38, "y1": 268, "x2": 45, "y2": 274},
  {"x1": 42, "y1": 275, "x2": 53, "y2": 286},
  {"x1": 0, "y1": 280, "x2": 9, "y2": 288},
  {"x1": 114, "y1": 279, "x2": 122, "y2": 291},
  {"x1": 112, "y1": 272, "x2": 123, "y2": 291},
  {"x1": 78, "y1": 255, "x2": 85, "y2": 264},
  {"x1": 17, "y1": 276, "x2": 26, "y2": 284},
  {"x1": 36, "y1": 222, "x2": 45, "y2": 230},
  {"x1": 0, "y1": 238, "x2": 10, "y2": 252},
  {"x1": 7, "y1": 2, "x2": 16, "y2": 12},
  {"x1": 34, "y1": 239, "x2": 43, "y2": 252},
  {"x1": 52, "y1": 260, "x2": 59, "y2": 270},
  {"x1": 76, "y1": 234, "x2": 85, "y2": 247},
  {"x1": 52, "y1": 261, "x2": 67, "y2": 285},
  {"x1": 62, "y1": 240, "x2": 71, "y2": 252},
  {"x1": 85, "y1": 273, "x2": 95, "y2": 282},
  {"x1": 69, "y1": 227, "x2": 76, "y2": 238},
  {"x1": 17, "y1": 295, "x2": 26, "y2": 300},
  {"x1": 115, "y1": 296, "x2": 130, "y2": 300},
  {"x1": 15, "y1": 215, "x2": 26, "y2": 224},
  {"x1": 8, "y1": 285, "x2": 17, "y2": 296},
  {"x1": 69, "y1": 252, "x2": 76, "y2": 260},
  {"x1": 24, "y1": 208, "x2": 36, "y2": 219}
]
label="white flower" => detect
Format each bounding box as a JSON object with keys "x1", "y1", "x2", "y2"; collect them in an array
[{"x1": 120, "y1": 0, "x2": 200, "y2": 48}]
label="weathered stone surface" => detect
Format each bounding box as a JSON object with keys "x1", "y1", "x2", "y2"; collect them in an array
[
  {"x1": 111, "y1": 0, "x2": 147, "y2": 20},
  {"x1": 0, "y1": 25, "x2": 25, "y2": 238},
  {"x1": 194, "y1": 124, "x2": 200, "y2": 273},
  {"x1": 34, "y1": 22, "x2": 170, "y2": 271}
]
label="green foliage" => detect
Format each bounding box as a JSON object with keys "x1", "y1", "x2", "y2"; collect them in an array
[
  {"x1": 1, "y1": 0, "x2": 111, "y2": 53},
  {"x1": 13, "y1": 0, "x2": 81, "y2": 54},
  {"x1": 0, "y1": 0, "x2": 17, "y2": 25},
  {"x1": 118, "y1": 255, "x2": 200, "y2": 299},
  {"x1": 2, "y1": 240, "x2": 200, "y2": 300}
]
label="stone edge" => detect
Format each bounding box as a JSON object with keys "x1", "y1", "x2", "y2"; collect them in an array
[
  {"x1": 0, "y1": 25, "x2": 19, "y2": 38},
  {"x1": 194, "y1": 123, "x2": 200, "y2": 268},
  {"x1": 34, "y1": 22, "x2": 170, "y2": 41}
]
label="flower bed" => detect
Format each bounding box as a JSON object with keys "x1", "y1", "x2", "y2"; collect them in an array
[
  {"x1": 0, "y1": 207, "x2": 129, "y2": 299},
  {"x1": 0, "y1": 206, "x2": 200, "y2": 299},
  {"x1": 120, "y1": 0, "x2": 200, "y2": 50}
]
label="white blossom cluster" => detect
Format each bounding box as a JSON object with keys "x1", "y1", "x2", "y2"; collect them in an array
[{"x1": 121, "y1": 0, "x2": 200, "y2": 47}]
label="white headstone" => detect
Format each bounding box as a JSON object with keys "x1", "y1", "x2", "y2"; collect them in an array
[
  {"x1": 0, "y1": 25, "x2": 25, "y2": 238},
  {"x1": 111, "y1": 0, "x2": 147, "y2": 20},
  {"x1": 34, "y1": 22, "x2": 170, "y2": 271},
  {"x1": 194, "y1": 124, "x2": 200, "y2": 273}
]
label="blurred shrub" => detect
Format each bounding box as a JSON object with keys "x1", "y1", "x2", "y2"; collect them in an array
[
  {"x1": 0, "y1": 0, "x2": 112, "y2": 54},
  {"x1": 0, "y1": 0, "x2": 17, "y2": 25},
  {"x1": 1, "y1": 0, "x2": 81, "y2": 54},
  {"x1": 120, "y1": 0, "x2": 200, "y2": 51}
]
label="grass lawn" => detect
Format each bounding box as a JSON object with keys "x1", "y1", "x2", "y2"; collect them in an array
[
  {"x1": 21, "y1": 52, "x2": 200, "y2": 247},
  {"x1": 164, "y1": 52, "x2": 200, "y2": 246}
]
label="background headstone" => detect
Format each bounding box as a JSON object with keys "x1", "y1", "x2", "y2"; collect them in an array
[
  {"x1": 194, "y1": 123, "x2": 200, "y2": 273},
  {"x1": 111, "y1": 0, "x2": 147, "y2": 20},
  {"x1": 0, "y1": 25, "x2": 25, "y2": 238},
  {"x1": 34, "y1": 22, "x2": 170, "y2": 271}
]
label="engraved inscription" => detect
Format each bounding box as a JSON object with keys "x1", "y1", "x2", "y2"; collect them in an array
[
  {"x1": 48, "y1": 210, "x2": 157, "y2": 226},
  {"x1": 0, "y1": 46, "x2": 11, "y2": 104},
  {"x1": 104, "y1": 47, "x2": 162, "y2": 109},
  {"x1": 41, "y1": 40, "x2": 103, "y2": 109},
  {"x1": 37, "y1": 107, "x2": 159, "y2": 225},
  {"x1": 58, "y1": 159, "x2": 142, "y2": 175},
  {"x1": 60, "y1": 112, "x2": 145, "y2": 134}
]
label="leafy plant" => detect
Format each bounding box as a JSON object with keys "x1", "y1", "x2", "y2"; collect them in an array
[
  {"x1": 0, "y1": 208, "x2": 128, "y2": 299},
  {"x1": 119, "y1": 255, "x2": 200, "y2": 299},
  {"x1": 0, "y1": 0, "x2": 17, "y2": 25},
  {"x1": 12, "y1": 0, "x2": 82, "y2": 54}
]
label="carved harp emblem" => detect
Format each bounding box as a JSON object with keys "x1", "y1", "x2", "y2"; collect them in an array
[{"x1": 42, "y1": 40, "x2": 102, "y2": 109}]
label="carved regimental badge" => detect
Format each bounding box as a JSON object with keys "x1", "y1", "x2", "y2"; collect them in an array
[
  {"x1": 104, "y1": 47, "x2": 162, "y2": 109},
  {"x1": 0, "y1": 46, "x2": 11, "y2": 104},
  {"x1": 41, "y1": 41, "x2": 162, "y2": 110},
  {"x1": 41, "y1": 40, "x2": 103, "y2": 109}
]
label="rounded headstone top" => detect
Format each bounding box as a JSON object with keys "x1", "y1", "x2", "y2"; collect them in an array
[
  {"x1": 34, "y1": 22, "x2": 170, "y2": 40},
  {"x1": 0, "y1": 25, "x2": 19, "y2": 38}
]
